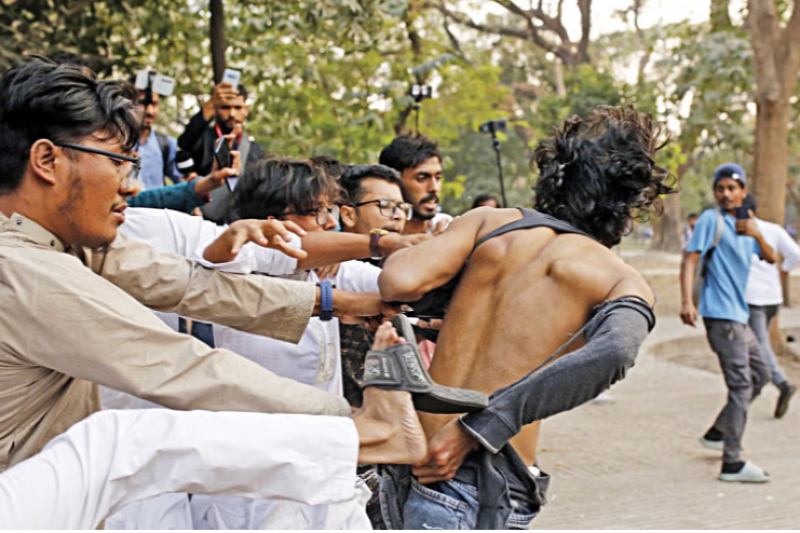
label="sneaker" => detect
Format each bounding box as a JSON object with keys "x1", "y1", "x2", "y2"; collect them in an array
[
  {"x1": 718, "y1": 461, "x2": 770, "y2": 483},
  {"x1": 775, "y1": 382, "x2": 796, "y2": 419},
  {"x1": 699, "y1": 436, "x2": 724, "y2": 451}
]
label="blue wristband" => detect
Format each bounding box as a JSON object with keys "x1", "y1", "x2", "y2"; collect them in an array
[{"x1": 317, "y1": 281, "x2": 334, "y2": 321}]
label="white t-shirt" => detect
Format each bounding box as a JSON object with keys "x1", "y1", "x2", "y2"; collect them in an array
[
  {"x1": 745, "y1": 218, "x2": 800, "y2": 306},
  {"x1": 213, "y1": 261, "x2": 381, "y2": 395}
]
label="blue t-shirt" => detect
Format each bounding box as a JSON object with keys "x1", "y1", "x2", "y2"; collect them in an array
[
  {"x1": 137, "y1": 132, "x2": 180, "y2": 191},
  {"x1": 687, "y1": 208, "x2": 760, "y2": 324}
]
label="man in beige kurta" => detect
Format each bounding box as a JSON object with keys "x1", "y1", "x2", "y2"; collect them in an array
[{"x1": 0, "y1": 61, "x2": 404, "y2": 472}]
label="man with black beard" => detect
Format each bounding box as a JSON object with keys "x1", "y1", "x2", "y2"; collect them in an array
[
  {"x1": 178, "y1": 81, "x2": 265, "y2": 222},
  {"x1": 380, "y1": 135, "x2": 451, "y2": 235}
]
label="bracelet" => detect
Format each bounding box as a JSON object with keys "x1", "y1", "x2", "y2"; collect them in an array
[{"x1": 316, "y1": 281, "x2": 334, "y2": 321}]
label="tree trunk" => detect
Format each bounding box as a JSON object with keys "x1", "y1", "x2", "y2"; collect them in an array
[
  {"x1": 750, "y1": 99, "x2": 790, "y2": 224},
  {"x1": 650, "y1": 190, "x2": 683, "y2": 252},
  {"x1": 210, "y1": 0, "x2": 226, "y2": 84}
]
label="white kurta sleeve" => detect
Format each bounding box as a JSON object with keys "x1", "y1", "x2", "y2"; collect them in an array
[{"x1": 0, "y1": 410, "x2": 359, "y2": 529}]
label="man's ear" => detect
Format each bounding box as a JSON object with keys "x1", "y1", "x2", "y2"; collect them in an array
[
  {"x1": 340, "y1": 205, "x2": 357, "y2": 229},
  {"x1": 28, "y1": 139, "x2": 61, "y2": 187},
  {"x1": 242, "y1": 105, "x2": 251, "y2": 121}
]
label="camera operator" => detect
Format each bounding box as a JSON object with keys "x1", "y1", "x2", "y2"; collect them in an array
[
  {"x1": 129, "y1": 73, "x2": 182, "y2": 190},
  {"x1": 178, "y1": 81, "x2": 265, "y2": 222}
]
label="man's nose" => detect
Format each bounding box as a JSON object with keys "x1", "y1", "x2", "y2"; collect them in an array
[
  {"x1": 119, "y1": 181, "x2": 139, "y2": 198},
  {"x1": 324, "y1": 214, "x2": 338, "y2": 231}
]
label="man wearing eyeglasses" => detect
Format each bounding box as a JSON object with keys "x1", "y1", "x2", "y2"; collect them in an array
[
  {"x1": 193, "y1": 159, "x2": 392, "y2": 529},
  {"x1": 0, "y1": 59, "x2": 436, "y2": 496}
]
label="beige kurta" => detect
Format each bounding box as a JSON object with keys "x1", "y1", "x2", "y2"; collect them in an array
[{"x1": 0, "y1": 212, "x2": 350, "y2": 471}]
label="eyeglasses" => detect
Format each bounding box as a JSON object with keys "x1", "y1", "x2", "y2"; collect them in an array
[
  {"x1": 354, "y1": 199, "x2": 413, "y2": 221},
  {"x1": 285, "y1": 204, "x2": 340, "y2": 226},
  {"x1": 54, "y1": 142, "x2": 141, "y2": 188}
]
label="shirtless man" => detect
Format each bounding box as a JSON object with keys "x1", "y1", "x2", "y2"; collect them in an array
[{"x1": 378, "y1": 107, "x2": 673, "y2": 529}]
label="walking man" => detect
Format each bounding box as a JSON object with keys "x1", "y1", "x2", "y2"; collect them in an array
[{"x1": 680, "y1": 163, "x2": 776, "y2": 483}]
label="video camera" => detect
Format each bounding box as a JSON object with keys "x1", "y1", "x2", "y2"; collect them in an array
[{"x1": 479, "y1": 119, "x2": 507, "y2": 135}]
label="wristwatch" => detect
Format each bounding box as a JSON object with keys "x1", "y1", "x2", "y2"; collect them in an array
[
  {"x1": 316, "y1": 281, "x2": 334, "y2": 321},
  {"x1": 370, "y1": 229, "x2": 390, "y2": 260}
]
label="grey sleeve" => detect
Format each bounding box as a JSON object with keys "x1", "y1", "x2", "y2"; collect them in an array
[{"x1": 459, "y1": 297, "x2": 655, "y2": 453}]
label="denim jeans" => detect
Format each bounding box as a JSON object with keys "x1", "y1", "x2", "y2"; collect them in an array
[
  {"x1": 382, "y1": 474, "x2": 539, "y2": 530},
  {"x1": 748, "y1": 304, "x2": 787, "y2": 385}
]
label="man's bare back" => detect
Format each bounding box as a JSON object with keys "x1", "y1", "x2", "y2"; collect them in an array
[{"x1": 381, "y1": 207, "x2": 654, "y2": 466}]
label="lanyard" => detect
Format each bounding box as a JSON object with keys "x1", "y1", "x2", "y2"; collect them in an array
[{"x1": 215, "y1": 125, "x2": 242, "y2": 149}]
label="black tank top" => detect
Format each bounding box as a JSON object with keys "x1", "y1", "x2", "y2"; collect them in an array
[{"x1": 407, "y1": 209, "x2": 594, "y2": 334}]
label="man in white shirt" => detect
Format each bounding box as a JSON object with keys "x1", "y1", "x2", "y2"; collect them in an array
[
  {"x1": 744, "y1": 196, "x2": 799, "y2": 418},
  {"x1": 194, "y1": 158, "x2": 393, "y2": 528}
]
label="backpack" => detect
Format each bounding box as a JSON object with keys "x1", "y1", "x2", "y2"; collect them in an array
[
  {"x1": 154, "y1": 131, "x2": 171, "y2": 186},
  {"x1": 692, "y1": 210, "x2": 725, "y2": 307}
]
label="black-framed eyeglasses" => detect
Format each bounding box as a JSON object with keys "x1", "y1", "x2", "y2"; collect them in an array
[
  {"x1": 53, "y1": 142, "x2": 141, "y2": 186},
  {"x1": 354, "y1": 199, "x2": 413, "y2": 221},
  {"x1": 285, "y1": 204, "x2": 340, "y2": 226}
]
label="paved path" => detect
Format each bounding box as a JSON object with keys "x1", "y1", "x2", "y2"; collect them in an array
[{"x1": 530, "y1": 311, "x2": 800, "y2": 529}]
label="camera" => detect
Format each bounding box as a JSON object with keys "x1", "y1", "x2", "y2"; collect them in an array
[{"x1": 479, "y1": 119, "x2": 507, "y2": 135}]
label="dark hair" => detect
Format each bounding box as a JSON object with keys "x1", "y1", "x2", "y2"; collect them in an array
[
  {"x1": 235, "y1": 83, "x2": 248, "y2": 100},
  {"x1": 471, "y1": 193, "x2": 500, "y2": 209},
  {"x1": 687, "y1": 212, "x2": 699, "y2": 219},
  {"x1": 0, "y1": 59, "x2": 140, "y2": 194},
  {"x1": 379, "y1": 134, "x2": 441, "y2": 174},
  {"x1": 340, "y1": 164, "x2": 403, "y2": 204},
  {"x1": 310, "y1": 155, "x2": 347, "y2": 180},
  {"x1": 532, "y1": 106, "x2": 675, "y2": 247},
  {"x1": 231, "y1": 158, "x2": 342, "y2": 220}
]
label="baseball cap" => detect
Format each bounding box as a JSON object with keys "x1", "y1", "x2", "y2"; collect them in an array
[{"x1": 713, "y1": 163, "x2": 746, "y2": 187}]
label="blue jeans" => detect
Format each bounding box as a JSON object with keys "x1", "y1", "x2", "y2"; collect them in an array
[{"x1": 400, "y1": 478, "x2": 539, "y2": 530}]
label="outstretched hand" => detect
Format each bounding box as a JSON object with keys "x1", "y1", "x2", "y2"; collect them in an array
[
  {"x1": 203, "y1": 219, "x2": 308, "y2": 264},
  {"x1": 412, "y1": 418, "x2": 479, "y2": 483}
]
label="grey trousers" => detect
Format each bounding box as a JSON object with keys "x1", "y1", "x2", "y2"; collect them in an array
[
  {"x1": 748, "y1": 304, "x2": 788, "y2": 386},
  {"x1": 704, "y1": 318, "x2": 770, "y2": 463}
]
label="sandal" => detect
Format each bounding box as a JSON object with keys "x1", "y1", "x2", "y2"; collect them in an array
[{"x1": 362, "y1": 315, "x2": 488, "y2": 414}]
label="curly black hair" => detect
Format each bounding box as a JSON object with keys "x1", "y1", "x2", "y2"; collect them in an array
[{"x1": 532, "y1": 106, "x2": 675, "y2": 247}]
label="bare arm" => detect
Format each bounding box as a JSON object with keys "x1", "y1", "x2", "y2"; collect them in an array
[
  {"x1": 380, "y1": 211, "x2": 485, "y2": 302},
  {"x1": 740, "y1": 216, "x2": 776, "y2": 263},
  {"x1": 679, "y1": 251, "x2": 700, "y2": 326},
  {"x1": 296, "y1": 231, "x2": 429, "y2": 271}
]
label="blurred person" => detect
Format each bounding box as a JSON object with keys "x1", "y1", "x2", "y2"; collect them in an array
[
  {"x1": 680, "y1": 163, "x2": 775, "y2": 483},
  {"x1": 377, "y1": 107, "x2": 668, "y2": 529},
  {"x1": 380, "y1": 134, "x2": 452, "y2": 235},
  {"x1": 0, "y1": 60, "x2": 413, "y2": 476},
  {"x1": 128, "y1": 72, "x2": 181, "y2": 190},
  {"x1": 179, "y1": 80, "x2": 264, "y2": 222},
  {"x1": 742, "y1": 195, "x2": 799, "y2": 418},
  {"x1": 683, "y1": 212, "x2": 699, "y2": 250},
  {"x1": 0, "y1": 324, "x2": 437, "y2": 529},
  {"x1": 471, "y1": 193, "x2": 500, "y2": 209}
]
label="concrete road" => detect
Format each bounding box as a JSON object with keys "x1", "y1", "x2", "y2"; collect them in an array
[{"x1": 531, "y1": 313, "x2": 800, "y2": 529}]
